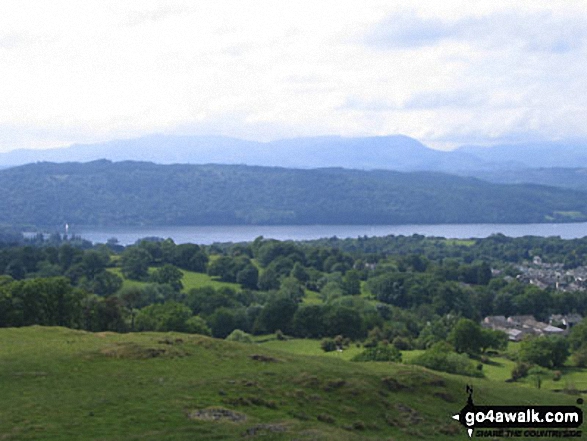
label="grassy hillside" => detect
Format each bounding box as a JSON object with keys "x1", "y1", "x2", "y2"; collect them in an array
[
  {"x1": 108, "y1": 267, "x2": 240, "y2": 292},
  {"x1": 2, "y1": 160, "x2": 587, "y2": 227},
  {"x1": 1, "y1": 327, "x2": 583, "y2": 440}
]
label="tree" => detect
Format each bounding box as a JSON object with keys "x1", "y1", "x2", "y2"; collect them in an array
[
  {"x1": 185, "y1": 315, "x2": 211, "y2": 336},
  {"x1": 325, "y1": 305, "x2": 364, "y2": 339},
  {"x1": 185, "y1": 286, "x2": 237, "y2": 316},
  {"x1": 208, "y1": 307, "x2": 248, "y2": 338},
  {"x1": 480, "y1": 328, "x2": 508, "y2": 353},
  {"x1": 255, "y1": 294, "x2": 298, "y2": 334},
  {"x1": 366, "y1": 272, "x2": 410, "y2": 308},
  {"x1": 225, "y1": 329, "x2": 253, "y2": 343},
  {"x1": 208, "y1": 256, "x2": 250, "y2": 283},
  {"x1": 448, "y1": 318, "x2": 484, "y2": 355},
  {"x1": 117, "y1": 286, "x2": 143, "y2": 331},
  {"x1": 135, "y1": 301, "x2": 193, "y2": 332},
  {"x1": 568, "y1": 319, "x2": 587, "y2": 350},
  {"x1": 292, "y1": 304, "x2": 328, "y2": 338},
  {"x1": 258, "y1": 267, "x2": 280, "y2": 291},
  {"x1": 172, "y1": 243, "x2": 208, "y2": 272},
  {"x1": 149, "y1": 264, "x2": 183, "y2": 291},
  {"x1": 519, "y1": 336, "x2": 569, "y2": 369},
  {"x1": 290, "y1": 262, "x2": 309, "y2": 283},
  {"x1": 120, "y1": 247, "x2": 151, "y2": 280},
  {"x1": 342, "y1": 269, "x2": 361, "y2": 295},
  {"x1": 84, "y1": 271, "x2": 123, "y2": 296},
  {"x1": 528, "y1": 366, "x2": 548, "y2": 389},
  {"x1": 236, "y1": 264, "x2": 259, "y2": 290},
  {"x1": 81, "y1": 250, "x2": 109, "y2": 280},
  {"x1": 352, "y1": 344, "x2": 402, "y2": 362},
  {"x1": 278, "y1": 277, "x2": 305, "y2": 303}
]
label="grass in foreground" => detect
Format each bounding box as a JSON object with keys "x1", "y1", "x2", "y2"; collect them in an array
[{"x1": 1, "y1": 327, "x2": 584, "y2": 441}]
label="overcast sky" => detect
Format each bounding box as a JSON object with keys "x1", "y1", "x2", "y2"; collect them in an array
[{"x1": 0, "y1": 0, "x2": 586, "y2": 152}]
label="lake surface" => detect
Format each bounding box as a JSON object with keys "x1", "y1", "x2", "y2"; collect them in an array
[{"x1": 73, "y1": 223, "x2": 587, "y2": 246}]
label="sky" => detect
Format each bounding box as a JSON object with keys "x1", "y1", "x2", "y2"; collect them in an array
[{"x1": 0, "y1": 0, "x2": 586, "y2": 152}]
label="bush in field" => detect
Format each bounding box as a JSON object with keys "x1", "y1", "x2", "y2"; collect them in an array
[
  {"x1": 410, "y1": 342, "x2": 484, "y2": 378},
  {"x1": 321, "y1": 338, "x2": 337, "y2": 352},
  {"x1": 519, "y1": 336, "x2": 569, "y2": 369},
  {"x1": 573, "y1": 343, "x2": 587, "y2": 367},
  {"x1": 225, "y1": 329, "x2": 253, "y2": 344},
  {"x1": 134, "y1": 301, "x2": 193, "y2": 332},
  {"x1": 392, "y1": 336, "x2": 412, "y2": 350},
  {"x1": 511, "y1": 361, "x2": 532, "y2": 381},
  {"x1": 185, "y1": 316, "x2": 211, "y2": 336},
  {"x1": 351, "y1": 344, "x2": 402, "y2": 362}
]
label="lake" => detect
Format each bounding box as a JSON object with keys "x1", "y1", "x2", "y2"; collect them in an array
[{"x1": 73, "y1": 223, "x2": 587, "y2": 246}]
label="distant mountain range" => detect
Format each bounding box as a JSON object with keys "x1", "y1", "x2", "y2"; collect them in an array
[
  {"x1": 1, "y1": 134, "x2": 586, "y2": 173},
  {"x1": 1, "y1": 160, "x2": 586, "y2": 228}
]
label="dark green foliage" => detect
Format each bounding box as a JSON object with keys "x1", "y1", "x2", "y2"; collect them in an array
[
  {"x1": 292, "y1": 304, "x2": 328, "y2": 338},
  {"x1": 149, "y1": 264, "x2": 184, "y2": 291},
  {"x1": 351, "y1": 344, "x2": 402, "y2": 362},
  {"x1": 225, "y1": 329, "x2": 253, "y2": 343},
  {"x1": 236, "y1": 264, "x2": 258, "y2": 290},
  {"x1": 120, "y1": 247, "x2": 151, "y2": 280},
  {"x1": 572, "y1": 343, "x2": 587, "y2": 367},
  {"x1": 519, "y1": 336, "x2": 570, "y2": 369},
  {"x1": 290, "y1": 262, "x2": 309, "y2": 283},
  {"x1": 257, "y1": 267, "x2": 280, "y2": 291},
  {"x1": 82, "y1": 295, "x2": 127, "y2": 332},
  {"x1": 342, "y1": 269, "x2": 361, "y2": 295},
  {"x1": 278, "y1": 277, "x2": 305, "y2": 303},
  {"x1": 207, "y1": 307, "x2": 248, "y2": 338},
  {"x1": 320, "y1": 338, "x2": 337, "y2": 352},
  {"x1": 324, "y1": 305, "x2": 365, "y2": 339},
  {"x1": 135, "y1": 301, "x2": 194, "y2": 333},
  {"x1": 254, "y1": 294, "x2": 298, "y2": 334},
  {"x1": 83, "y1": 271, "x2": 123, "y2": 296},
  {"x1": 448, "y1": 319, "x2": 508, "y2": 355},
  {"x1": 172, "y1": 243, "x2": 208, "y2": 272},
  {"x1": 184, "y1": 286, "x2": 238, "y2": 316},
  {"x1": 448, "y1": 318, "x2": 484, "y2": 355},
  {"x1": 207, "y1": 256, "x2": 251, "y2": 283},
  {"x1": 184, "y1": 315, "x2": 211, "y2": 336},
  {"x1": 410, "y1": 342, "x2": 484, "y2": 377},
  {"x1": 568, "y1": 319, "x2": 587, "y2": 350},
  {"x1": 0, "y1": 277, "x2": 85, "y2": 328},
  {"x1": 2, "y1": 161, "x2": 587, "y2": 226},
  {"x1": 511, "y1": 361, "x2": 532, "y2": 380}
]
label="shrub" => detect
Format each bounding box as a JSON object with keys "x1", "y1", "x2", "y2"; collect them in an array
[
  {"x1": 511, "y1": 362, "x2": 532, "y2": 381},
  {"x1": 573, "y1": 343, "x2": 587, "y2": 367},
  {"x1": 351, "y1": 345, "x2": 402, "y2": 362},
  {"x1": 275, "y1": 329, "x2": 286, "y2": 341},
  {"x1": 185, "y1": 316, "x2": 212, "y2": 336},
  {"x1": 225, "y1": 329, "x2": 253, "y2": 344},
  {"x1": 519, "y1": 336, "x2": 569, "y2": 369},
  {"x1": 410, "y1": 343, "x2": 483, "y2": 378},
  {"x1": 392, "y1": 336, "x2": 412, "y2": 350},
  {"x1": 321, "y1": 338, "x2": 337, "y2": 352}
]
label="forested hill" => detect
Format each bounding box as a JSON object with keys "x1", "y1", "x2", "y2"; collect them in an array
[{"x1": 2, "y1": 160, "x2": 587, "y2": 227}]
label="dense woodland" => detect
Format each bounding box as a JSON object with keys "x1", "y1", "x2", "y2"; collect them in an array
[
  {"x1": 1, "y1": 161, "x2": 587, "y2": 226},
  {"x1": 3, "y1": 232, "x2": 587, "y2": 377}
]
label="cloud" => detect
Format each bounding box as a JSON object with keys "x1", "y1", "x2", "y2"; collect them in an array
[
  {"x1": 403, "y1": 91, "x2": 485, "y2": 110},
  {"x1": 365, "y1": 9, "x2": 587, "y2": 54},
  {"x1": 0, "y1": 1, "x2": 586, "y2": 152},
  {"x1": 365, "y1": 12, "x2": 455, "y2": 48}
]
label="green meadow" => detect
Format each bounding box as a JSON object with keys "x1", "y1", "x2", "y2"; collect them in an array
[
  {"x1": 1, "y1": 327, "x2": 584, "y2": 441},
  {"x1": 109, "y1": 267, "x2": 240, "y2": 292}
]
